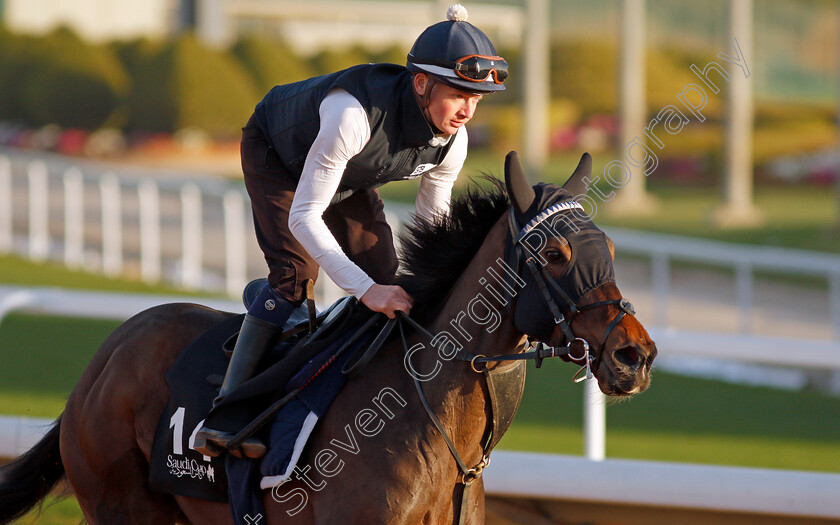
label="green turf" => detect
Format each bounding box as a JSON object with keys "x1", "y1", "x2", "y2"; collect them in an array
[
  {"x1": 0, "y1": 315, "x2": 119, "y2": 395},
  {"x1": 0, "y1": 391, "x2": 67, "y2": 419},
  {"x1": 498, "y1": 359, "x2": 840, "y2": 473},
  {"x1": 12, "y1": 495, "x2": 83, "y2": 525},
  {"x1": 0, "y1": 253, "x2": 217, "y2": 295},
  {"x1": 2, "y1": 312, "x2": 839, "y2": 473}
]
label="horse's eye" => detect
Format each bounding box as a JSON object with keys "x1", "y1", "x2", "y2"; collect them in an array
[{"x1": 546, "y1": 250, "x2": 564, "y2": 263}]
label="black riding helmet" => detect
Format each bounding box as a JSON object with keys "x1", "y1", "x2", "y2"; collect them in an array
[{"x1": 407, "y1": 4, "x2": 508, "y2": 96}]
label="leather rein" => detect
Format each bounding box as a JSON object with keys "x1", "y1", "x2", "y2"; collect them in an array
[{"x1": 365, "y1": 204, "x2": 639, "y2": 524}]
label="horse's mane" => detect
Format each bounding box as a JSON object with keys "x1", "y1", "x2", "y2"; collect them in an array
[{"x1": 395, "y1": 177, "x2": 510, "y2": 320}]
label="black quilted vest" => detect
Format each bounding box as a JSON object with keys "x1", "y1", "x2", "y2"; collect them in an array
[{"x1": 253, "y1": 64, "x2": 457, "y2": 192}]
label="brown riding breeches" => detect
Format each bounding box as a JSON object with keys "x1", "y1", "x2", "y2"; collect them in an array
[{"x1": 240, "y1": 115, "x2": 399, "y2": 305}]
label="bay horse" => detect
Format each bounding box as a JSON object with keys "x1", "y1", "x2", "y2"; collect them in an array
[{"x1": 0, "y1": 152, "x2": 656, "y2": 524}]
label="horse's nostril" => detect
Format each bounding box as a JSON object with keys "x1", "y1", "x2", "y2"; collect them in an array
[{"x1": 614, "y1": 346, "x2": 643, "y2": 370}]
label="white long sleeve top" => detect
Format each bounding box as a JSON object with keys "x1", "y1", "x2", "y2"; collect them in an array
[{"x1": 287, "y1": 88, "x2": 468, "y2": 299}]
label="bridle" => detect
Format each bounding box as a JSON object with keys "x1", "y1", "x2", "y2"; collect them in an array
[
  {"x1": 385, "y1": 202, "x2": 639, "y2": 524},
  {"x1": 505, "y1": 206, "x2": 637, "y2": 381}
]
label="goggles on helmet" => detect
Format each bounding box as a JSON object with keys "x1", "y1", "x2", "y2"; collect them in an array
[{"x1": 452, "y1": 55, "x2": 508, "y2": 84}]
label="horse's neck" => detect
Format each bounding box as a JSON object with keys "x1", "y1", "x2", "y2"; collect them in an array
[
  {"x1": 430, "y1": 214, "x2": 523, "y2": 356},
  {"x1": 410, "y1": 215, "x2": 523, "y2": 470}
]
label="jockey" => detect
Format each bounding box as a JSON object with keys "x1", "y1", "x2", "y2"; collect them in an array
[{"x1": 195, "y1": 4, "x2": 508, "y2": 458}]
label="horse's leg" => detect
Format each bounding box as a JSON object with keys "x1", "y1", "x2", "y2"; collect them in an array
[
  {"x1": 61, "y1": 306, "x2": 184, "y2": 523},
  {"x1": 61, "y1": 304, "x2": 228, "y2": 524},
  {"x1": 263, "y1": 479, "x2": 314, "y2": 525},
  {"x1": 175, "y1": 497, "x2": 234, "y2": 524},
  {"x1": 61, "y1": 411, "x2": 182, "y2": 524},
  {"x1": 179, "y1": 484, "x2": 315, "y2": 525}
]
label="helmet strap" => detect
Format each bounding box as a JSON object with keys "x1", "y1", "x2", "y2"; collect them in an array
[{"x1": 413, "y1": 74, "x2": 443, "y2": 135}]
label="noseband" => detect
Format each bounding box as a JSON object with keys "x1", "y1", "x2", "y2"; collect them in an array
[
  {"x1": 394, "y1": 204, "x2": 639, "y2": 377},
  {"x1": 389, "y1": 203, "x2": 639, "y2": 525},
  {"x1": 506, "y1": 206, "x2": 637, "y2": 381}
]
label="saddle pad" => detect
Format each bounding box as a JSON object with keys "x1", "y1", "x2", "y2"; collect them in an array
[
  {"x1": 148, "y1": 314, "x2": 242, "y2": 502},
  {"x1": 148, "y1": 310, "x2": 370, "y2": 504},
  {"x1": 225, "y1": 340, "x2": 360, "y2": 523}
]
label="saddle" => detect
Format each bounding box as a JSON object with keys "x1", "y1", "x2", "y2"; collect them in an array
[
  {"x1": 205, "y1": 280, "x2": 385, "y2": 435},
  {"x1": 149, "y1": 279, "x2": 390, "y2": 502},
  {"x1": 226, "y1": 278, "x2": 360, "y2": 360}
]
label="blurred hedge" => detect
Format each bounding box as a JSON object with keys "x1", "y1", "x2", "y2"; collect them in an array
[
  {"x1": 0, "y1": 28, "x2": 38, "y2": 121},
  {"x1": 0, "y1": 25, "x2": 834, "y2": 166},
  {"x1": 122, "y1": 34, "x2": 259, "y2": 135},
  {"x1": 310, "y1": 45, "x2": 371, "y2": 77},
  {"x1": 231, "y1": 35, "x2": 313, "y2": 94},
  {"x1": 112, "y1": 37, "x2": 169, "y2": 131},
  {"x1": 1, "y1": 27, "x2": 128, "y2": 129}
]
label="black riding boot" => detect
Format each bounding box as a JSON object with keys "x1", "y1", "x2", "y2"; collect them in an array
[{"x1": 194, "y1": 314, "x2": 284, "y2": 458}]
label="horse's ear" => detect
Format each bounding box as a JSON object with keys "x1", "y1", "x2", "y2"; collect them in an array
[
  {"x1": 562, "y1": 152, "x2": 593, "y2": 197},
  {"x1": 505, "y1": 151, "x2": 535, "y2": 214}
]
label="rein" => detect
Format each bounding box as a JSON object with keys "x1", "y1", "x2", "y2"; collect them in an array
[
  {"x1": 391, "y1": 300, "x2": 615, "y2": 525},
  {"x1": 394, "y1": 313, "x2": 518, "y2": 525},
  {"x1": 339, "y1": 200, "x2": 639, "y2": 523},
  {"x1": 386, "y1": 203, "x2": 639, "y2": 524}
]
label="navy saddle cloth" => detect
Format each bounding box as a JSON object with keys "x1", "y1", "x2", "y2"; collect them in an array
[{"x1": 148, "y1": 290, "x2": 378, "y2": 503}]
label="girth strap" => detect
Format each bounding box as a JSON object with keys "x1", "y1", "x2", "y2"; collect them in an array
[{"x1": 459, "y1": 480, "x2": 474, "y2": 525}]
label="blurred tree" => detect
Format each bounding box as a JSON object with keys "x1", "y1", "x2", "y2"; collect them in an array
[
  {"x1": 230, "y1": 35, "x2": 314, "y2": 94},
  {"x1": 112, "y1": 37, "x2": 164, "y2": 78},
  {"x1": 111, "y1": 37, "x2": 164, "y2": 132},
  {"x1": 0, "y1": 28, "x2": 42, "y2": 121},
  {"x1": 127, "y1": 33, "x2": 258, "y2": 136},
  {"x1": 551, "y1": 39, "x2": 722, "y2": 118},
  {"x1": 309, "y1": 46, "x2": 369, "y2": 76},
  {"x1": 551, "y1": 39, "x2": 617, "y2": 116},
  {"x1": 369, "y1": 44, "x2": 406, "y2": 66},
  {"x1": 8, "y1": 27, "x2": 128, "y2": 129}
]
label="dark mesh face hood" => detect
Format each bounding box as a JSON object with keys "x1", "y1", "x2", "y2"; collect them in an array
[{"x1": 508, "y1": 183, "x2": 615, "y2": 343}]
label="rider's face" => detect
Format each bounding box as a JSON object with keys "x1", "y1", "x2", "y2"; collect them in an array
[{"x1": 413, "y1": 74, "x2": 483, "y2": 136}]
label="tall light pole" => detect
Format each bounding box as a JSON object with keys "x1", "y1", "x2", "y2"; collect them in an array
[
  {"x1": 612, "y1": 0, "x2": 657, "y2": 214},
  {"x1": 197, "y1": 0, "x2": 230, "y2": 48},
  {"x1": 837, "y1": 2, "x2": 840, "y2": 231},
  {"x1": 713, "y1": 0, "x2": 762, "y2": 226},
  {"x1": 522, "y1": 0, "x2": 549, "y2": 179}
]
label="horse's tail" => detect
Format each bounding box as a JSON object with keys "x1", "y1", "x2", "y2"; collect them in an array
[{"x1": 0, "y1": 415, "x2": 65, "y2": 524}]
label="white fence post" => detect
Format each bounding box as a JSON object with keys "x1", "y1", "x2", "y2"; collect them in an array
[
  {"x1": 100, "y1": 174, "x2": 123, "y2": 277},
  {"x1": 736, "y1": 261, "x2": 753, "y2": 334},
  {"x1": 181, "y1": 184, "x2": 203, "y2": 289},
  {"x1": 63, "y1": 168, "x2": 84, "y2": 268},
  {"x1": 584, "y1": 378, "x2": 606, "y2": 461},
  {"x1": 830, "y1": 272, "x2": 840, "y2": 341},
  {"x1": 0, "y1": 156, "x2": 11, "y2": 252},
  {"x1": 27, "y1": 161, "x2": 49, "y2": 261},
  {"x1": 223, "y1": 190, "x2": 247, "y2": 298},
  {"x1": 651, "y1": 252, "x2": 669, "y2": 327},
  {"x1": 138, "y1": 180, "x2": 161, "y2": 284}
]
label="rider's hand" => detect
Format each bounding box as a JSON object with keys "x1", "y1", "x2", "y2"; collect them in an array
[{"x1": 360, "y1": 284, "x2": 414, "y2": 319}]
